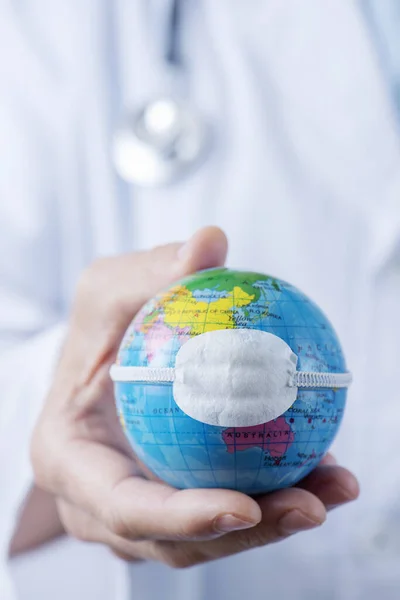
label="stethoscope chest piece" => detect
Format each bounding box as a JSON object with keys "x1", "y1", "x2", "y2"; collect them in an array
[{"x1": 113, "y1": 97, "x2": 209, "y2": 187}]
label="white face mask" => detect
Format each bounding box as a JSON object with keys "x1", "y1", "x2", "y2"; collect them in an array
[{"x1": 110, "y1": 329, "x2": 352, "y2": 428}]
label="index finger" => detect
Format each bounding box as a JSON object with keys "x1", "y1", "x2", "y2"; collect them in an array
[{"x1": 61, "y1": 439, "x2": 262, "y2": 541}]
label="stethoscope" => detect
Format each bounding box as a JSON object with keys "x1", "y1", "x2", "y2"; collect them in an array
[{"x1": 112, "y1": 0, "x2": 210, "y2": 187}]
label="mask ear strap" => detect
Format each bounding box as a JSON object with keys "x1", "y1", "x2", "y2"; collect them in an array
[
  {"x1": 110, "y1": 364, "x2": 352, "y2": 388},
  {"x1": 290, "y1": 371, "x2": 352, "y2": 388},
  {"x1": 110, "y1": 365, "x2": 175, "y2": 383}
]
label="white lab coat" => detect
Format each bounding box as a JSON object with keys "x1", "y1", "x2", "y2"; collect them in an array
[{"x1": 1, "y1": 1, "x2": 400, "y2": 599}]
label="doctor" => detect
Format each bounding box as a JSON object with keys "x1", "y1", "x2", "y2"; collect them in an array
[{"x1": 1, "y1": 0, "x2": 400, "y2": 599}]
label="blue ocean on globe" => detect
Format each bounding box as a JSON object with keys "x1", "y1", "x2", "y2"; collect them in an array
[{"x1": 113, "y1": 268, "x2": 347, "y2": 494}]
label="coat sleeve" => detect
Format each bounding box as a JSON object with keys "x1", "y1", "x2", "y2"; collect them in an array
[{"x1": 0, "y1": 18, "x2": 68, "y2": 597}]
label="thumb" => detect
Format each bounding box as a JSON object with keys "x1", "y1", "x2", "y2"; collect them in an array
[
  {"x1": 108, "y1": 225, "x2": 228, "y2": 316},
  {"x1": 176, "y1": 226, "x2": 228, "y2": 276},
  {"x1": 67, "y1": 226, "x2": 228, "y2": 370}
]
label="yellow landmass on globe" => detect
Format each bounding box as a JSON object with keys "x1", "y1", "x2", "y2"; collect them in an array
[{"x1": 163, "y1": 285, "x2": 254, "y2": 334}]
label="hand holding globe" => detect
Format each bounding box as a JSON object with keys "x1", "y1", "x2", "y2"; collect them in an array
[{"x1": 31, "y1": 227, "x2": 359, "y2": 567}]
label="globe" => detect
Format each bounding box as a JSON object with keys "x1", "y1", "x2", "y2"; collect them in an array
[{"x1": 113, "y1": 267, "x2": 348, "y2": 494}]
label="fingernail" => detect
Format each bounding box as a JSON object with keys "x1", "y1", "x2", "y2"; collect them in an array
[
  {"x1": 177, "y1": 240, "x2": 191, "y2": 262},
  {"x1": 214, "y1": 514, "x2": 258, "y2": 533},
  {"x1": 278, "y1": 510, "x2": 324, "y2": 535},
  {"x1": 321, "y1": 453, "x2": 337, "y2": 466},
  {"x1": 341, "y1": 476, "x2": 360, "y2": 501}
]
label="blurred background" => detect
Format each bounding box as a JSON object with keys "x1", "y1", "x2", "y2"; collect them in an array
[{"x1": 1, "y1": 1, "x2": 400, "y2": 599}]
